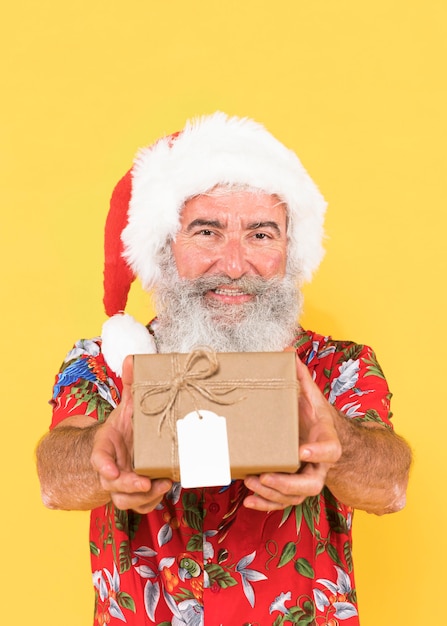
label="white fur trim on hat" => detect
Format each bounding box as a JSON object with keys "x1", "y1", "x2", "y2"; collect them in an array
[
  {"x1": 121, "y1": 112, "x2": 327, "y2": 289},
  {"x1": 102, "y1": 313, "x2": 157, "y2": 376}
]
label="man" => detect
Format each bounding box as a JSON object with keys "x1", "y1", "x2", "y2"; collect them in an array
[{"x1": 36, "y1": 112, "x2": 411, "y2": 625}]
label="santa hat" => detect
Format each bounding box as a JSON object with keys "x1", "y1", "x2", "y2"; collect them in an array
[{"x1": 102, "y1": 112, "x2": 327, "y2": 375}]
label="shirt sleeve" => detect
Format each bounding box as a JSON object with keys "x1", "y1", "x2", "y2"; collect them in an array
[
  {"x1": 49, "y1": 338, "x2": 121, "y2": 430},
  {"x1": 308, "y1": 338, "x2": 394, "y2": 429}
]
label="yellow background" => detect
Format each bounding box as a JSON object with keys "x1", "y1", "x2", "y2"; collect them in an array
[{"x1": 1, "y1": 1, "x2": 445, "y2": 624}]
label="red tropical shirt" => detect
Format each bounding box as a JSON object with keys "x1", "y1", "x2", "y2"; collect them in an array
[{"x1": 50, "y1": 327, "x2": 393, "y2": 626}]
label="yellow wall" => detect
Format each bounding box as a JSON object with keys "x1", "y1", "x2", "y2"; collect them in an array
[{"x1": 1, "y1": 1, "x2": 445, "y2": 623}]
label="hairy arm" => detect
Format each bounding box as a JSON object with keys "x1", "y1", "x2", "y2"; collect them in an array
[
  {"x1": 36, "y1": 416, "x2": 111, "y2": 510},
  {"x1": 244, "y1": 355, "x2": 412, "y2": 515},
  {"x1": 326, "y1": 412, "x2": 411, "y2": 514},
  {"x1": 36, "y1": 357, "x2": 172, "y2": 513}
]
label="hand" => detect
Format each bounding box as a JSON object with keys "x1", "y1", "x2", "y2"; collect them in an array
[
  {"x1": 90, "y1": 355, "x2": 173, "y2": 513},
  {"x1": 243, "y1": 353, "x2": 342, "y2": 511}
]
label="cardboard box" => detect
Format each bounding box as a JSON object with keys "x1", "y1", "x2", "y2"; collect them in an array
[{"x1": 132, "y1": 349, "x2": 299, "y2": 486}]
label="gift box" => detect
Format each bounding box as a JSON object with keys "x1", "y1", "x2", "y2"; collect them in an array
[{"x1": 132, "y1": 349, "x2": 300, "y2": 487}]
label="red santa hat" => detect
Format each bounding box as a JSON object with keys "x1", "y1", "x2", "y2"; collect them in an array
[{"x1": 101, "y1": 112, "x2": 327, "y2": 375}]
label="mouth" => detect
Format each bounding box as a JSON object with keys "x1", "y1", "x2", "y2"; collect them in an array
[
  {"x1": 206, "y1": 285, "x2": 254, "y2": 304},
  {"x1": 214, "y1": 287, "x2": 247, "y2": 296}
]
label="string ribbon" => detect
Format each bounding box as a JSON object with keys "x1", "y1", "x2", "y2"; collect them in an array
[{"x1": 133, "y1": 348, "x2": 240, "y2": 436}]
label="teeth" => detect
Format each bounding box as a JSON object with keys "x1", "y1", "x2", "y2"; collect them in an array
[{"x1": 214, "y1": 288, "x2": 246, "y2": 296}]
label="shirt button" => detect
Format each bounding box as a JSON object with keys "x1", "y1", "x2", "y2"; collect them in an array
[{"x1": 208, "y1": 502, "x2": 220, "y2": 514}]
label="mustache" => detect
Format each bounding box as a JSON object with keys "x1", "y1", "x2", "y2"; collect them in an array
[{"x1": 181, "y1": 274, "x2": 284, "y2": 297}]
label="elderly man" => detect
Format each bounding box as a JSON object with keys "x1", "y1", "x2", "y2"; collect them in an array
[{"x1": 36, "y1": 113, "x2": 411, "y2": 626}]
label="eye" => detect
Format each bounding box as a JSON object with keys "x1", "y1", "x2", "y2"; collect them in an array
[
  {"x1": 199, "y1": 229, "x2": 213, "y2": 236},
  {"x1": 251, "y1": 231, "x2": 274, "y2": 242}
]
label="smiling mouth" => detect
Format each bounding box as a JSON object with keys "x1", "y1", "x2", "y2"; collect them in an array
[
  {"x1": 213, "y1": 287, "x2": 248, "y2": 296},
  {"x1": 206, "y1": 286, "x2": 254, "y2": 305},
  {"x1": 189, "y1": 274, "x2": 269, "y2": 303}
]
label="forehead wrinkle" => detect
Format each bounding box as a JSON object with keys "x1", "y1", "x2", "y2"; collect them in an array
[{"x1": 180, "y1": 191, "x2": 288, "y2": 235}]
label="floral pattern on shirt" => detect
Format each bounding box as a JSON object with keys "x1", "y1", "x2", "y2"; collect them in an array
[{"x1": 50, "y1": 327, "x2": 393, "y2": 625}]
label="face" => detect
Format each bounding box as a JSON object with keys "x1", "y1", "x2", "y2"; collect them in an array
[{"x1": 171, "y1": 190, "x2": 288, "y2": 307}]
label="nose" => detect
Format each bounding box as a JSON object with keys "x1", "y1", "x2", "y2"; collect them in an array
[{"x1": 216, "y1": 237, "x2": 250, "y2": 279}]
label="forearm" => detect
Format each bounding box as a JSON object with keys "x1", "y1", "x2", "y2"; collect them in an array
[
  {"x1": 36, "y1": 423, "x2": 111, "y2": 511},
  {"x1": 326, "y1": 411, "x2": 412, "y2": 515}
]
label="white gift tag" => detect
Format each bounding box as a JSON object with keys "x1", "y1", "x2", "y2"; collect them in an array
[{"x1": 176, "y1": 410, "x2": 232, "y2": 488}]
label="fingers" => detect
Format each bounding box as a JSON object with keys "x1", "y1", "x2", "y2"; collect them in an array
[
  {"x1": 97, "y1": 466, "x2": 152, "y2": 494},
  {"x1": 95, "y1": 458, "x2": 173, "y2": 513},
  {"x1": 91, "y1": 420, "x2": 132, "y2": 479},
  {"x1": 90, "y1": 434, "x2": 122, "y2": 481},
  {"x1": 90, "y1": 417, "x2": 173, "y2": 512},
  {"x1": 300, "y1": 436, "x2": 342, "y2": 465},
  {"x1": 243, "y1": 432, "x2": 342, "y2": 512},
  {"x1": 294, "y1": 353, "x2": 313, "y2": 389},
  {"x1": 120, "y1": 354, "x2": 135, "y2": 406},
  {"x1": 284, "y1": 347, "x2": 314, "y2": 393},
  {"x1": 109, "y1": 478, "x2": 173, "y2": 514},
  {"x1": 86, "y1": 357, "x2": 174, "y2": 514},
  {"x1": 243, "y1": 351, "x2": 342, "y2": 513},
  {"x1": 295, "y1": 355, "x2": 324, "y2": 410},
  {"x1": 244, "y1": 466, "x2": 329, "y2": 511}
]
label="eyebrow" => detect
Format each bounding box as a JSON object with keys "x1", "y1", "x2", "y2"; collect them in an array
[
  {"x1": 247, "y1": 221, "x2": 282, "y2": 236},
  {"x1": 186, "y1": 219, "x2": 283, "y2": 236},
  {"x1": 186, "y1": 219, "x2": 223, "y2": 231}
]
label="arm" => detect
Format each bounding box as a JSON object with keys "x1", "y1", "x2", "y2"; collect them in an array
[
  {"x1": 244, "y1": 355, "x2": 412, "y2": 515},
  {"x1": 326, "y1": 408, "x2": 411, "y2": 514},
  {"x1": 36, "y1": 415, "x2": 109, "y2": 510},
  {"x1": 36, "y1": 356, "x2": 172, "y2": 513}
]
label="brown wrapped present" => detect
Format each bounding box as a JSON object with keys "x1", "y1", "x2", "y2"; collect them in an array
[{"x1": 132, "y1": 348, "x2": 300, "y2": 487}]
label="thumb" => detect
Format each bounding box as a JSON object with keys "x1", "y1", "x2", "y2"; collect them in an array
[
  {"x1": 120, "y1": 355, "x2": 134, "y2": 402},
  {"x1": 283, "y1": 347, "x2": 315, "y2": 402},
  {"x1": 294, "y1": 352, "x2": 315, "y2": 395},
  {"x1": 294, "y1": 353, "x2": 329, "y2": 415}
]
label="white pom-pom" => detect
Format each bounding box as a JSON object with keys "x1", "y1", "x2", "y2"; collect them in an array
[{"x1": 101, "y1": 313, "x2": 157, "y2": 376}]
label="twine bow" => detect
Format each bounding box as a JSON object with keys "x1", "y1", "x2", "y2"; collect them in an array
[{"x1": 133, "y1": 348, "x2": 240, "y2": 436}]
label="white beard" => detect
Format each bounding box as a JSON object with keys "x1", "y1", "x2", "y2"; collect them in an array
[{"x1": 153, "y1": 253, "x2": 302, "y2": 354}]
